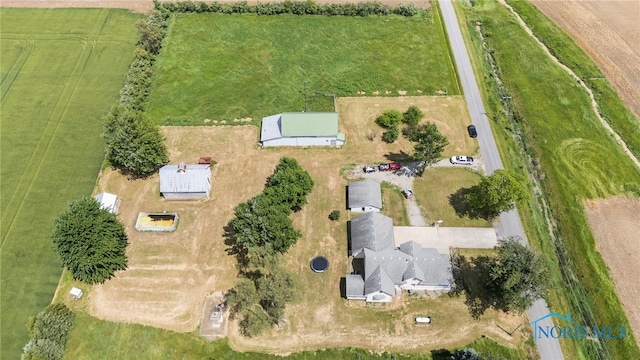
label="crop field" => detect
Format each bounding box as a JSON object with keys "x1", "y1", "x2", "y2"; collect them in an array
[
  {"x1": 455, "y1": 1, "x2": 640, "y2": 358},
  {"x1": 146, "y1": 12, "x2": 459, "y2": 125},
  {"x1": 0, "y1": 8, "x2": 141, "y2": 358}
]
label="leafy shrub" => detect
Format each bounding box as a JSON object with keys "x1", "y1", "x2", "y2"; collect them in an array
[
  {"x1": 382, "y1": 126, "x2": 399, "y2": 143},
  {"x1": 376, "y1": 109, "x2": 403, "y2": 129},
  {"x1": 403, "y1": 105, "x2": 424, "y2": 126},
  {"x1": 22, "y1": 304, "x2": 75, "y2": 360},
  {"x1": 328, "y1": 210, "x2": 341, "y2": 221}
]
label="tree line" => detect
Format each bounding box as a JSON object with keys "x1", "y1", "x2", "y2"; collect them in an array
[
  {"x1": 103, "y1": 8, "x2": 171, "y2": 178},
  {"x1": 154, "y1": 0, "x2": 423, "y2": 17},
  {"x1": 225, "y1": 157, "x2": 313, "y2": 336}
]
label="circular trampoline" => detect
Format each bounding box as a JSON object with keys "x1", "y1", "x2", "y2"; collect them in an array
[{"x1": 310, "y1": 256, "x2": 329, "y2": 273}]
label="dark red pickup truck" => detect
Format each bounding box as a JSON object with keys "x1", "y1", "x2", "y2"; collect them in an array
[{"x1": 378, "y1": 162, "x2": 402, "y2": 171}]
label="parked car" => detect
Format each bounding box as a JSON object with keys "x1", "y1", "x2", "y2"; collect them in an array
[
  {"x1": 379, "y1": 162, "x2": 402, "y2": 171},
  {"x1": 467, "y1": 125, "x2": 478, "y2": 138},
  {"x1": 402, "y1": 189, "x2": 414, "y2": 199},
  {"x1": 363, "y1": 166, "x2": 376, "y2": 173},
  {"x1": 450, "y1": 155, "x2": 474, "y2": 165}
]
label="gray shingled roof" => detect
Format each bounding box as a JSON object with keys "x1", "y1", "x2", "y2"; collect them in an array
[
  {"x1": 346, "y1": 274, "x2": 365, "y2": 298},
  {"x1": 364, "y1": 247, "x2": 411, "y2": 285},
  {"x1": 410, "y1": 245, "x2": 452, "y2": 287},
  {"x1": 348, "y1": 180, "x2": 382, "y2": 210},
  {"x1": 159, "y1": 164, "x2": 211, "y2": 193},
  {"x1": 350, "y1": 212, "x2": 394, "y2": 256},
  {"x1": 364, "y1": 266, "x2": 396, "y2": 297}
]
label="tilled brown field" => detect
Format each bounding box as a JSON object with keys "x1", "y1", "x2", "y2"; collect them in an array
[
  {"x1": 584, "y1": 197, "x2": 640, "y2": 345},
  {"x1": 531, "y1": 0, "x2": 640, "y2": 121}
]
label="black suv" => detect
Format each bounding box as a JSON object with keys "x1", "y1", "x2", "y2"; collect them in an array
[{"x1": 467, "y1": 125, "x2": 478, "y2": 138}]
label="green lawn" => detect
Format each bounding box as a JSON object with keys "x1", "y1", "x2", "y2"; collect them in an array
[
  {"x1": 0, "y1": 8, "x2": 141, "y2": 358},
  {"x1": 147, "y1": 12, "x2": 459, "y2": 125},
  {"x1": 64, "y1": 311, "x2": 526, "y2": 360},
  {"x1": 380, "y1": 181, "x2": 410, "y2": 226},
  {"x1": 413, "y1": 167, "x2": 491, "y2": 227},
  {"x1": 455, "y1": 1, "x2": 640, "y2": 358}
]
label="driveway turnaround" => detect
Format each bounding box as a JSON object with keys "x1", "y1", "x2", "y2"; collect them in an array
[
  {"x1": 393, "y1": 226, "x2": 497, "y2": 253},
  {"x1": 438, "y1": 1, "x2": 564, "y2": 358}
]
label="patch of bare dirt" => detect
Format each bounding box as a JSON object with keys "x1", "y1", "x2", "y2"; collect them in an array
[
  {"x1": 531, "y1": 0, "x2": 640, "y2": 121},
  {"x1": 584, "y1": 196, "x2": 640, "y2": 344}
]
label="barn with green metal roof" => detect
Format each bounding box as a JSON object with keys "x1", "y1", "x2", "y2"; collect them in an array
[{"x1": 260, "y1": 112, "x2": 345, "y2": 147}]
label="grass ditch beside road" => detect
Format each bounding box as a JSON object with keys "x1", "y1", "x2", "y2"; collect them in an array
[
  {"x1": 454, "y1": 1, "x2": 640, "y2": 359},
  {"x1": 0, "y1": 8, "x2": 141, "y2": 359},
  {"x1": 147, "y1": 12, "x2": 458, "y2": 125}
]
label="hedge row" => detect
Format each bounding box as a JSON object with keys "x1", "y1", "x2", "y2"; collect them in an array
[
  {"x1": 118, "y1": 9, "x2": 169, "y2": 111},
  {"x1": 154, "y1": 0, "x2": 423, "y2": 17},
  {"x1": 22, "y1": 304, "x2": 75, "y2": 360}
]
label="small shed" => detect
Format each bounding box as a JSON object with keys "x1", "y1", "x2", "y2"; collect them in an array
[
  {"x1": 94, "y1": 192, "x2": 119, "y2": 214},
  {"x1": 348, "y1": 180, "x2": 382, "y2": 212},
  {"x1": 70, "y1": 287, "x2": 83, "y2": 300},
  {"x1": 159, "y1": 163, "x2": 211, "y2": 200}
]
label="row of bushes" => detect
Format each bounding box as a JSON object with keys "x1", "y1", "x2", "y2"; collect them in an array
[
  {"x1": 105, "y1": 9, "x2": 171, "y2": 178},
  {"x1": 154, "y1": 0, "x2": 422, "y2": 17},
  {"x1": 22, "y1": 304, "x2": 75, "y2": 360},
  {"x1": 118, "y1": 9, "x2": 169, "y2": 111}
]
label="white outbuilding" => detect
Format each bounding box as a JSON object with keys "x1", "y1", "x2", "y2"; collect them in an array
[
  {"x1": 94, "y1": 192, "x2": 119, "y2": 214},
  {"x1": 260, "y1": 112, "x2": 345, "y2": 147},
  {"x1": 159, "y1": 162, "x2": 211, "y2": 200},
  {"x1": 348, "y1": 180, "x2": 382, "y2": 212}
]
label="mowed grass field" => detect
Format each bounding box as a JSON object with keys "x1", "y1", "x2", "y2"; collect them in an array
[
  {"x1": 0, "y1": 8, "x2": 141, "y2": 358},
  {"x1": 456, "y1": 1, "x2": 640, "y2": 358},
  {"x1": 147, "y1": 12, "x2": 459, "y2": 125}
]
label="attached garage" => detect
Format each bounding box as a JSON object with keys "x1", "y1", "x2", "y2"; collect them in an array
[
  {"x1": 260, "y1": 112, "x2": 345, "y2": 147},
  {"x1": 159, "y1": 162, "x2": 211, "y2": 200}
]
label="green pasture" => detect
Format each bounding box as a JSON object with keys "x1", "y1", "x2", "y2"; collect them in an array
[
  {"x1": 147, "y1": 12, "x2": 458, "y2": 125},
  {"x1": 455, "y1": 1, "x2": 640, "y2": 358},
  {"x1": 506, "y1": 0, "x2": 640, "y2": 161},
  {"x1": 0, "y1": 8, "x2": 141, "y2": 359}
]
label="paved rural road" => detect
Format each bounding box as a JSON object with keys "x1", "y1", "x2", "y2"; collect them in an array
[{"x1": 438, "y1": 1, "x2": 564, "y2": 359}]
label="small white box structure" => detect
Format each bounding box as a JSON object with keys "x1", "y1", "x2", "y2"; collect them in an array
[
  {"x1": 415, "y1": 316, "x2": 432, "y2": 324},
  {"x1": 70, "y1": 287, "x2": 83, "y2": 300}
]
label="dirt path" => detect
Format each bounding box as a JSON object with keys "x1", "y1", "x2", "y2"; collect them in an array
[{"x1": 499, "y1": 0, "x2": 640, "y2": 170}]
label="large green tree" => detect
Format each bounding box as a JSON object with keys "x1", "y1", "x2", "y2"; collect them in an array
[
  {"x1": 103, "y1": 105, "x2": 169, "y2": 178},
  {"x1": 226, "y1": 279, "x2": 260, "y2": 316},
  {"x1": 52, "y1": 197, "x2": 128, "y2": 284},
  {"x1": 464, "y1": 170, "x2": 530, "y2": 220},
  {"x1": 257, "y1": 267, "x2": 299, "y2": 322},
  {"x1": 404, "y1": 122, "x2": 449, "y2": 170},
  {"x1": 265, "y1": 157, "x2": 314, "y2": 211},
  {"x1": 488, "y1": 237, "x2": 548, "y2": 312},
  {"x1": 230, "y1": 194, "x2": 301, "y2": 253}
]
